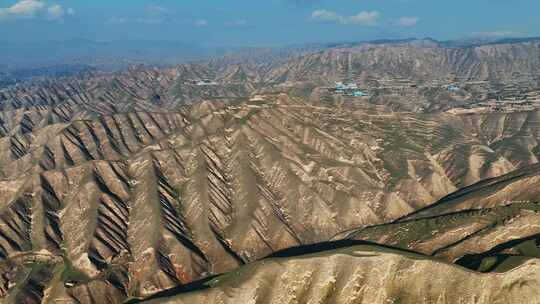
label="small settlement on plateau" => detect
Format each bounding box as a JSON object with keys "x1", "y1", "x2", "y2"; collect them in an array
[{"x1": 328, "y1": 82, "x2": 369, "y2": 97}]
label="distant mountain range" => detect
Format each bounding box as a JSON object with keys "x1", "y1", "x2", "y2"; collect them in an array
[
  {"x1": 0, "y1": 39, "x2": 228, "y2": 70},
  {"x1": 320, "y1": 36, "x2": 540, "y2": 49},
  {"x1": 2, "y1": 36, "x2": 540, "y2": 72}
]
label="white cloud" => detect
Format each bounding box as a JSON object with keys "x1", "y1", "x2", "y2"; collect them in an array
[
  {"x1": 311, "y1": 9, "x2": 380, "y2": 26},
  {"x1": 194, "y1": 19, "x2": 208, "y2": 27},
  {"x1": 395, "y1": 16, "x2": 419, "y2": 27},
  {"x1": 0, "y1": 0, "x2": 45, "y2": 18},
  {"x1": 47, "y1": 4, "x2": 75, "y2": 20},
  {"x1": 47, "y1": 4, "x2": 64, "y2": 19},
  {"x1": 0, "y1": 0, "x2": 74, "y2": 20},
  {"x1": 345, "y1": 11, "x2": 380, "y2": 26},
  {"x1": 311, "y1": 9, "x2": 341, "y2": 22}
]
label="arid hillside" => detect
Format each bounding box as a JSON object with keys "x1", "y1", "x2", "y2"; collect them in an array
[
  {"x1": 139, "y1": 243, "x2": 540, "y2": 304},
  {"x1": 1, "y1": 40, "x2": 540, "y2": 303}
]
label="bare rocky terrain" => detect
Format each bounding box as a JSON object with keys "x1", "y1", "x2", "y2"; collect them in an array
[{"x1": 1, "y1": 40, "x2": 540, "y2": 303}]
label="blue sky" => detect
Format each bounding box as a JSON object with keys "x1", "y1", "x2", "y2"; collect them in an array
[{"x1": 0, "y1": 0, "x2": 539, "y2": 46}]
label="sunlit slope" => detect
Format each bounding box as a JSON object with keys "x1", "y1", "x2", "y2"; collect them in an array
[
  {"x1": 338, "y1": 163, "x2": 540, "y2": 272},
  {"x1": 141, "y1": 243, "x2": 540, "y2": 304},
  {"x1": 0, "y1": 94, "x2": 539, "y2": 303}
]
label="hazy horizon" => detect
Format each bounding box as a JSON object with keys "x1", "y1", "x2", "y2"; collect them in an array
[{"x1": 1, "y1": 0, "x2": 540, "y2": 71}]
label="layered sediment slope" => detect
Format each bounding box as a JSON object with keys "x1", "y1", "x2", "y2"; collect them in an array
[
  {"x1": 0, "y1": 93, "x2": 539, "y2": 303},
  {"x1": 337, "y1": 163, "x2": 540, "y2": 274},
  {"x1": 140, "y1": 244, "x2": 540, "y2": 304},
  {"x1": 258, "y1": 42, "x2": 540, "y2": 83},
  {"x1": 1, "y1": 40, "x2": 540, "y2": 303}
]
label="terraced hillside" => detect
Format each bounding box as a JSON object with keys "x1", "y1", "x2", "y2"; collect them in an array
[
  {"x1": 1, "y1": 40, "x2": 540, "y2": 303},
  {"x1": 4, "y1": 40, "x2": 540, "y2": 113},
  {"x1": 0, "y1": 90, "x2": 539, "y2": 303},
  {"x1": 338, "y1": 163, "x2": 540, "y2": 272},
  {"x1": 260, "y1": 42, "x2": 540, "y2": 83}
]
